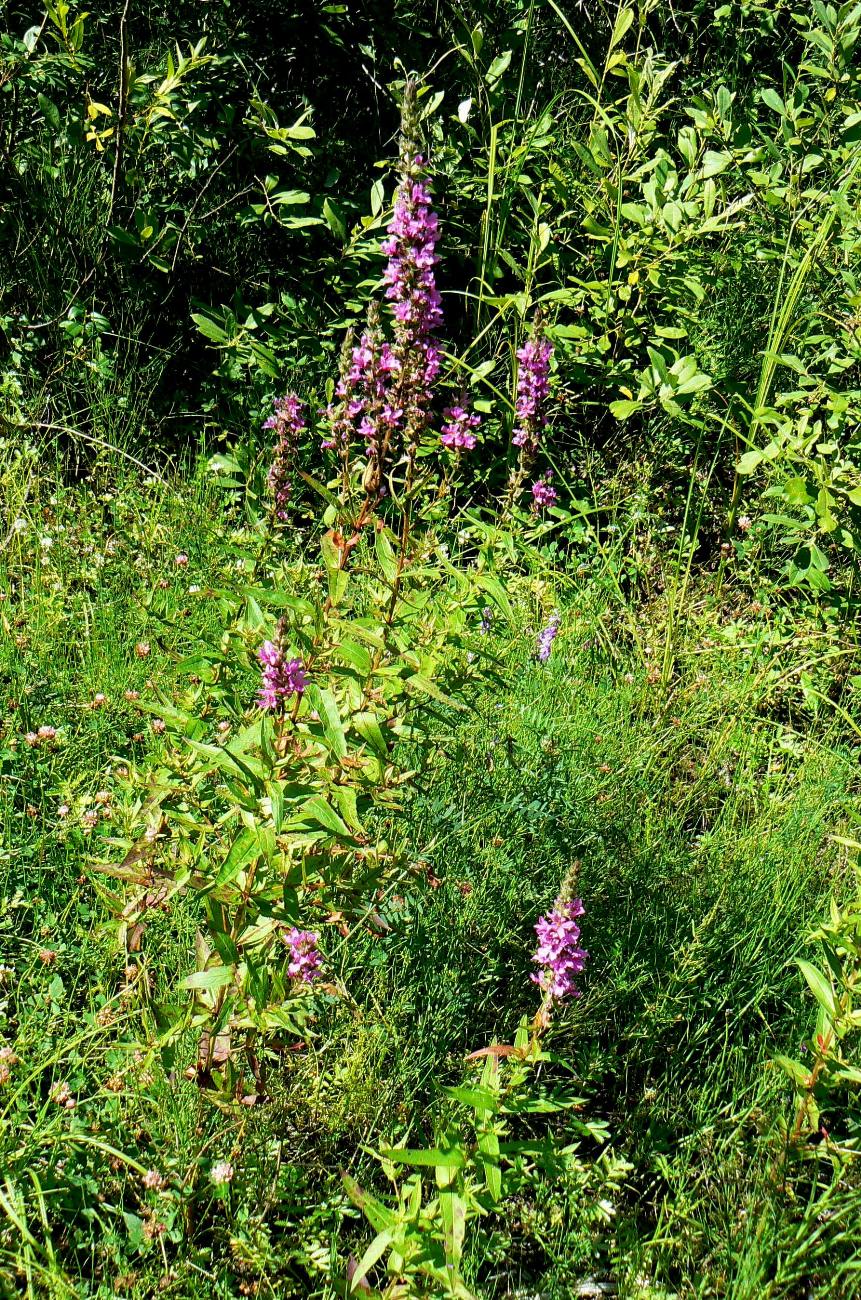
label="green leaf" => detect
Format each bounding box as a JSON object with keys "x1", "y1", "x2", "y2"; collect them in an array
[
  {"x1": 698, "y1": 150, "x2": 733, "y2": 179},
  {"x1": 609, "y1": 6, "x2": 634, "y2": 49},
  {"x1": 191, "y1": 313, "x2": 229, "y2": 344},
  {"x1": 292, "y1": 795, "x2": 353, "y2": 839},
  {"x1": 439, "y1": 1188, "x2": 466, "y2": 1269},
  {"x1": 796, "y1": 958, "x2": 837, "y2": 1018},
  {"x1": 314, "y1": 687, "x2": 348, "y2": 759},
  {"x1": 375, "y1": 529, "x2": 400, "y2": 584},
  {"x1": 774, "y1": 1054, "x2": 810, "y2": 1086},
  {"x1": 485, "y1": 50, "x2": 512, "y2": 84},
  {"x1": 737, "y1": 449, "x2": 764, "y2": 474},
  {"x1": 182, "y1": 965, "x2": 234, "y2": 991},
  {"x1": 405, "y1": 674, "x2": 466, "y2": 711},
  {"x1": 341, "y1": 1174, "x2": 397, "y2": 1233},
  {"x1": 350, "y1": 1230, "x2": 393, "y2": 1291},
  {"x1": 610, "y1": 399, "x2": 642, "y2": 420},
  {"x1": 378, "y1": 1146, "x2": 465, "y2": 1168},
  {"x1": 323, "y1": 198, "x2": 346, "y2": 241},
  {"x1": 761, "y1": 88, "x2": 787, "y2": 115}
]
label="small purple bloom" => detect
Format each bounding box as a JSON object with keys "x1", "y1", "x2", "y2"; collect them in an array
[
  {"x1": 537, "y1": 611, "x2": 560, "y2": 662},
  {"x1": 285, "y1": 928, "x2": 322, "y2": 983},
  {"x1": 265, "y1": 393, "x2": 305, "y2": 521},
  {"x1": 257, "y1": 641, "x2": 307, "y2": 710},
  {"x1": 441, "y1": 400, "x2": 481, "y2": 451},
  {"x1": 531, "y1": 471, "x2": 557, "y2": 511},
  {"x1": 532, "y1": 898, "x2": 588, "y2": 1001},
  {"x1": 479, "y1": 606, "x2": 492, "y2": 635}
]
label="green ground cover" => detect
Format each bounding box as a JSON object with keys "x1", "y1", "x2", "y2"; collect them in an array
[{"x1": 2, "y1": 452, "x2": 859, "y2": 1298}]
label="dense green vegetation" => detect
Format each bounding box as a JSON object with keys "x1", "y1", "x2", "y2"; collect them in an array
[{"x1": 3, "y1": 0, "x2": 861, "y2": 1296}]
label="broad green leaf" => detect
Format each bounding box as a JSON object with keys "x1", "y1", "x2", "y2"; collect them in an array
[
  {"x1": 182, "y1": 965, "x2": 234, "y2": 991},
  {"x1": 378, "y1": 1146, "x2": 466, "y2": 1169},
  {"x1": 796, "y1": 958, "x2": 837, "y2": 1018},
  {"x1": 609, "y1": 6, "x2": 634, "y2": 50},
  {"x1": 350, "y1": 1229, "x2": 393, "y2": 1291}
]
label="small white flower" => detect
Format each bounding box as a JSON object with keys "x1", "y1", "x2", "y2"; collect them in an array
[
  {"x1": 210, "y1": 1160, "x2": 234, "y2": 1186},
  {"x1": 39, "y1": 535, "x2": 53, "y2": 550},
  {"x1": 12, "y1": 518, "x2": 26, "y2": 533}
]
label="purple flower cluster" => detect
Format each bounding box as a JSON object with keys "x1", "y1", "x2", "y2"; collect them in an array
[
  {"x1": 285, "y1": 928, "x2": 322, "y2": 983},
  {"x1": 479, "y1": 606, "x2": 493, "y2": 634},
  {"x1": 381, "y1": 160, "x2": 443, "y2": 448},
  {"x1": 441, "y1": 400, "x2": 481, "y2": 451},
  {"x1": 382, "y1": 168, "x2": 442, "y2": 359},
  {"x1": 264, "y1": 394, "x2": 305, "y2": 521},
  {"x1": 531, "y1": 898, "x2": 587, "y2": 1001},
  {"x1": 531, "y1": 471, "x2": 557, "y2": 511},
  {"x1": 537, "y1": 611, "x2": 560, "y2": 663},
  {"x1": 257, "y1": 641, "x2": 307, "y2": 710},
  {"x1": 512, "y1": 334, "x2": 553, "y2": 452}
]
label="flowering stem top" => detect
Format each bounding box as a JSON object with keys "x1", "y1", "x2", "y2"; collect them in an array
[{"x1": 504, "y1": 310, "x2": 554, "y2": 516}]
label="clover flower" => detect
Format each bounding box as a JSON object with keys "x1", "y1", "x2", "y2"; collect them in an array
[
  {"x1": 441, "y1": 400, "x2": 481, "y2": 451},
  {"x1": 257, "y1": 641, "x2": 307, "y2": 710},
  {"x1": 284, "y1": 928, "x2": 322, "y2": 982},
  {"x1": 210, "y1": 1160, "x2": 234, "y2": 1186},
  {"x1": 264, "y1": 393, "x2": 305, "y2": 521},
  {"x1": 531, "y1": 471, "x2": 557, "y2": 511},
  {"x1": 531, "y1": 898, "x2": 588, "y2": 1001},
  {"x1": 537, "y1": 611, "x2": 560, "y2": 662}
]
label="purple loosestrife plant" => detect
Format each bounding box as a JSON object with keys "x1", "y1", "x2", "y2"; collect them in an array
[
  {"x1": 505, "y1": 311, "x2": 554, "y2": 514},
  {"x1": 257, "y1": 637, "x2": 307, "y2": 710},
  {"x1": 380, "y1": 83, "x2": 443, "y2": 484},
  {"x1": 532, "y1": 898, "x2": 588, "y2": 1001},
  {"x1": 531, "y1": 470, "x2": 557, "y2": 511},
  {"x1": 441, "y1": 398, "x2": 481, "y2": 451},
  {"x1": 537, "y1": 611, "x2": 560, "y2": 662},
  {"x1": 285, "y1": 928, "x2": 322, "y2": 983},
  {"x1": 264, "y1": 393, "x2": 305, "y2": 522}
]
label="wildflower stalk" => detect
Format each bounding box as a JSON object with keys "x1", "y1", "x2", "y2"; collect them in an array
[{"x1": 502, "y1": 309, "x2": 553, "y2": 518}]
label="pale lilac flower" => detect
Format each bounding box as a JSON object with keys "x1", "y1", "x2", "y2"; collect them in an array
[
  {"x1": 257, "y1": 642, "x2": 307, "y2": 710},
  {"x1": 531, "y1": 471, "x2": 557, "y2": 510},
  {"x1": 479, "y1": 607, "x2": 492, "y2": 635},
  {"x1": 142, "y1": 1170, "x2": 165, "y2": 1191},
  {"x1": 531, "y1": 898, "x2": 587, "y2": 1000},
  {"x1": 441, "y1": 400, "x2": 481, "y2": 451},
  {"x1": 537, "y1": 611, "x2": 560, "y2": 662},
  {"x1": 264, "y1": 393, "x2": 305, "y2": 521},
  {"x1": 210, "y1": 1160, "x2": 234, "y2": 1186},
  {"x1": 285, "y1": 928, "x2": 322, "y2": 982},
  {"x1": 175, "y1": 553, "x2": 189, "y2": 568}
]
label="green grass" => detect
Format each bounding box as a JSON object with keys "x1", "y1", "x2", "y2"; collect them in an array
[{"x1": 2, "y1": 449, "x2": 861, "y2": 1297}]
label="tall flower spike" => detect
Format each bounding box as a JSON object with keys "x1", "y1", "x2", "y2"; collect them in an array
[
  {"x1": 504, "y1": 311, "x2": 554, "y2": 515},
  {"x1": 512, "y1": 318, "x2": 552, "y2": 455},
  {"x1": 264, "y1": 393, "x2": 305, "y2": 522},
  {"x1": 531, "y1": 897, "x2": 588, "y2": 1001},
  {"x1": 321, "y1": 328, "x2": 358, "y2": 453},
  {"x1": 381, "y1": 82, "x2": 443, "y2": 468}
]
